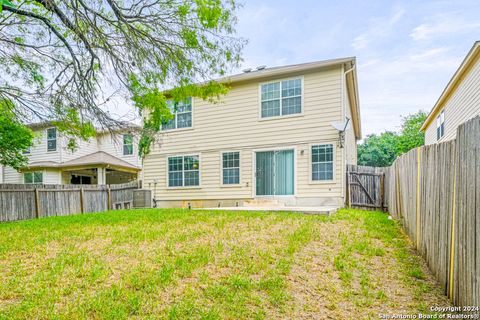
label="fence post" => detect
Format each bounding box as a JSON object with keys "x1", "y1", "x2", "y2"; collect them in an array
[
  {"x1": 395, "y1": 162, "x2": 402, "y2": 218},
  {"x1": 107, "y1": 186, "x2": 112, "y2": 210},
  {"x1": 416, "y1": 147, "x2": 422, "y2": 250},
  {"x1": 346, "y1": 171, "x2": 351, "y2": 208},
  {"x1": 448, "y1": 149, "x2": 458, "y2": 301},
  {"x1": 34, "y1": 188, "x2": 40, "y2": 218},
  {"x1": 80, "y1": 188, "x2": 85, "y2": 213}
]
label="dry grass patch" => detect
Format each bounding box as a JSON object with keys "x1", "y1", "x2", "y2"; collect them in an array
[{"x1": 0, "y1": 208, "x2": 450, "y2": 319}]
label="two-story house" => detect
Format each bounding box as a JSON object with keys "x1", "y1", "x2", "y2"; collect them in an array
[
  {"x1": 0, "y1": 123, "x2": 142, "y2": 185},
  {"x1": 143, "y1": 57, "x2": 361, "y2": 208},
  {"x1": 421, "y1": 41, "x2": 480, "y2": 144}
]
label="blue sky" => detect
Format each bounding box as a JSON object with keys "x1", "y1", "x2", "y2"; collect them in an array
[{"x1": 234, "y1": 0, "x2": 480, "y2": 136}]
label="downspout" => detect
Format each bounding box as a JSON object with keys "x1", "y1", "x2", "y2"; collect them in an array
[
  {"x1": 342, "y1": 63, "x2": 356, "y2": 205},
  {"x1": 59, "y1": 131, "x2": 63, "y2": 184}
]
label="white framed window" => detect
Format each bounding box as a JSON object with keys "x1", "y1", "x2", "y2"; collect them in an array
[
  {"x1": 24, "y1": 171, "x2": 43, "y2": 184},
  {"x1": 123, "y1": 134, "x2": 133, "y2": 155},
  {"x1": 436, "y1": 110, "x2": 445, "y2": 140},
  {"x1": 222, "y1": 152, "x2": 240, "y2": 185},
  {"x1": 47, "y1": 127, "x2": 57, "y2": 151},
  {"x1": 23, "y1": 147, "x2": 31, "y2": 154},
  {"x1": 260, "y1": 78, "x2": 302, "y2": 118},
  {"x1": 311, "y1": 144, "x2": 334, "y2": 181},
  {"x1": 162, "y1": 98, "x2": 192, "y2": 130},
  {"x1": 168, "y1": 155, "x2": 199, "y2": 187}
]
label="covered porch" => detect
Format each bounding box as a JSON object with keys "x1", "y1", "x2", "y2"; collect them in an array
[
  {"x1": 61, "y1": 167, "x2": 138, "y2": 185},
  {"x1": 60, "y1": 151, "x2": 141, "y2": 185}
]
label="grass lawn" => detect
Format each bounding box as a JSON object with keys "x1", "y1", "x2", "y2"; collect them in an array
[{"x1": 0, "y1": 209, "x2": 449, "y2": 319}]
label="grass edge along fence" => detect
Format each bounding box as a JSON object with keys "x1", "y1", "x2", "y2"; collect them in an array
[
  {"x1": 0, "y1": 180, "x2": 140, "y2": 222},
  {"x1": 382, "y1": 116, "x2": 480, "y2": 307}
]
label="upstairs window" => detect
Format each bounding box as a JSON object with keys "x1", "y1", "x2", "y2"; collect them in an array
[
  {"x1": 311, "y1": 144, "x2": 334, "y2": 181},
  {"x1": 222, "y1": 152, "x2": 240, "y2": 185},
  {"x1": 261, "y1": 78, "x2": 302, "y2": 118},
  {"x1": 168, "y1": 155, "x2": 199, "y2": 187},
  {"x1": 23, "y1": 147, "x2": 31, "y2": 154},
  {"x1": 24, "y1": 171, "x2": 43, "y2": 184},
  {"x1": 436, "y1": 110, "x2": 445, "y2": 140},
  {"x1": 123, "y1": 134, "x2": 133, "y2": 155},
  {"x1": 163, "y1": 98, "x2": 192, "y2": 130},
  {"x1": 47, "y1": 127, "x2": 57, "y2": 151}
]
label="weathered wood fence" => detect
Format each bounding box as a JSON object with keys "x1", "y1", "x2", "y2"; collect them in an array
[
  {"x1": 0, "y1": 181, "x2": 140, "y2": 222},
  {"x1": 351, "y1": 116, "x2": 480, "y2": 307},
  {"x1": 346, "y1": 165, "x2": 386, "y2": 210}
]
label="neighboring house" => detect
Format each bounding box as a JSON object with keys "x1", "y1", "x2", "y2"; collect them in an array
[
  {"x1": 143, "y1": 57, "x2": 361, "y2": 208},
  {"x1": 1, "y1": 123, "x2": 142, "y2": 185},
  {"x1": 421, "y1": 41, "x2": 480, "y2": 145}
]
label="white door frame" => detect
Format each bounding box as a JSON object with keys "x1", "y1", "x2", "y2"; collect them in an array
[{"x1": 251, "y1": 146, "x2": 297, "y2": 198}]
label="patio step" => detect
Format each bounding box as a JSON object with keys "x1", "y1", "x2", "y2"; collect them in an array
[{"x1": 243, "y1": 199, "x2": 285, "y2": 207}]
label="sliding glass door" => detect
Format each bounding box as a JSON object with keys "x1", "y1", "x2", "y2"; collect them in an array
[{"x1": 256, "y1": 150, "x2": 294, "y2": 196}]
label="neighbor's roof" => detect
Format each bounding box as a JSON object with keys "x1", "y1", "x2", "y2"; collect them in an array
[
  {"x1": 27, "y1": 151, "x2": 141, "y2": 171},
  {"x1": 215, "y1": 57, "x2": 362, "y2": 139},
  {"x1": 420, "y1": 41, "x2": 480, "y2": 131}
]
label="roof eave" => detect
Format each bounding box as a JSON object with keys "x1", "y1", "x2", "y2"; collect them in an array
[{"x1": 344, "y1": 59, "x2": 362, "y2": 140}]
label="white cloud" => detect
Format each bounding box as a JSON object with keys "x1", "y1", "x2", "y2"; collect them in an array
[
  {"x1": 351, "y1": 7, "x2": 405, "y2": 50},
  {"x1": 410, "y1": 14, "x2": 480, "y2": 41},
  {"x1": 352, "y1": 35, "x2": 368, "y2": 50},
  {"x1": 356, "y1": 46, "x2": 464, "y2": 135}
]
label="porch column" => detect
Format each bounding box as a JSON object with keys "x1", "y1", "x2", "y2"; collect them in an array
[{"x1": 97, "y1": 167, "x2": 106, "y2": 185}]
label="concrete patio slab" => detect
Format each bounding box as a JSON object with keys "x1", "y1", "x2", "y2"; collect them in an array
[{"x1": 195, "y1": 206, "x2": 339, "y2": 215}]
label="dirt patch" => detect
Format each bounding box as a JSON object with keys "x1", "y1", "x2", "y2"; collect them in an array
[{"x1": 272, "y1": 220, "x2": 451, "y2": 319}]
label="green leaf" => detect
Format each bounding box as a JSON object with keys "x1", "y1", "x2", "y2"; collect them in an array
[{"x1": 0, "y1": 0, "x2": 15, "y2": 9}]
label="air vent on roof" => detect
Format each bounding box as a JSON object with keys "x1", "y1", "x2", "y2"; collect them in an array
[
  {"x1": 256, "y1": 65, "x2": 267, "y2": 71},
  {"x1": 242, "y1": 68, "x2": 253, "y2": 73}
]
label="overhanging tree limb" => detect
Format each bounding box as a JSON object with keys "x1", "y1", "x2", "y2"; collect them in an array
[{"x1": 0, "y1": 0, "x2": 245, "y2": 161}]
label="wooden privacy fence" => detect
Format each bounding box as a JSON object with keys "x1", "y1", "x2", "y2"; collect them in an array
[
  {"x1": 0, "y1": 181, "x2": 140, "y2": 222},
  {"x1": 357, "y1": 116, "x2": 479, "y2": 307}
]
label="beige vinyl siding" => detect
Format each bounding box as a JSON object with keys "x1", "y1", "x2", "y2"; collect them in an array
[
  {"x1": 62, "y1": 137, "x2": 99, "y2": 162},
  {"x1": 26, "y1": 129, "x2": 61, "y2": 163},
  {"x1": 1, "y1": 129, "x2": 141, "y2": 185},
  {"x1": 144, "y1": 67, "x2": 347, "y2": 203},
  {"x1": 43, "y1": 169, "x2": 62, "y2": 184},
  {"x1": 97, "y1": 133, "x2": 142, "y2": 167},
  {"x1": 3, "y1": 167, "x2": 23, "y2": 183},
  {"x1": 2, "y1": 168, "x2": 61, "y2": 184},
  {"x1": 425, "y1": 55, "x2": 480, "y2": 145}
]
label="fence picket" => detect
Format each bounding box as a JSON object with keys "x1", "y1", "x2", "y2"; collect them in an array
[
  {"x1": 354, "y1": 116, "x2": 479, "y2": 307},
  {"x1": 0, "y1": 181, "x2": 139, "y2": 222}
]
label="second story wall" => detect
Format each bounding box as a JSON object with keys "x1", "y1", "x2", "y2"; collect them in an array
[
  {"x1": 25, "y1": 127, "x2": 62, "y2": 163},
  {"x1": 425, "y1": 49, "x2": 480, "y2": 145},
  {"x1": 150, "y1": 66, "x2": 344, "y2": 155},
  {"x1": 22, "y1": 126, "x2": 99, "y2": 163},
  {"x1": 62, "y1": 137, "x2": 99, "y2": 162},
  {"x1": 21, "y1": 127, "x2": 141, "y2": 166},
  {"x1": 97, "y1": 132, "x2": 142, "y2": 167}
]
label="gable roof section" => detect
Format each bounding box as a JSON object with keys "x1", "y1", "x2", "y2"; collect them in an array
[
  {"x1": 27, "y1": 151, "x2": 140, "y2": 171},
  {"x1": 420, "y1": 41, "x2": 480, "y2": 131},
  {"x1": 61, "y1": 151, "x2": 140, "y2": 170},
  {"x1": 215, "y1": 57, "x2": 362, "y2": 139}
]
